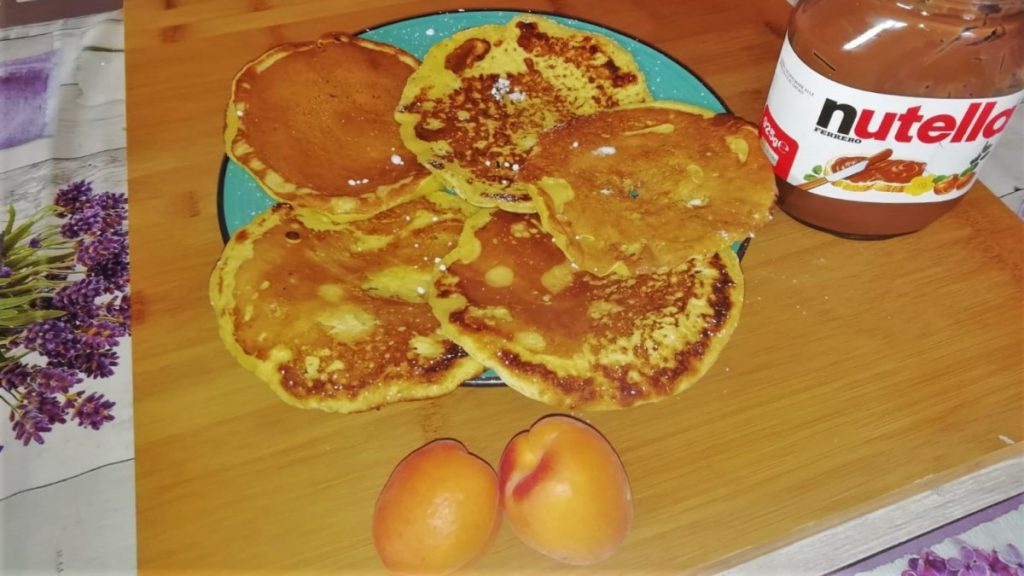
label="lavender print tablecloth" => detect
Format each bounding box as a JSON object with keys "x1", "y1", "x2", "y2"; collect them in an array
[{"x1": 0, "y1": 10, "x2": 134, "y2": 575}]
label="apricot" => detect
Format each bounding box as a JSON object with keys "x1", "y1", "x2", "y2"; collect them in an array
[
  {"x1": 498, "y1": 415, "x2": 632, "y2": 565},
  {"x1": 373, "y1": 439, "x2": 501, "y2": 575}
]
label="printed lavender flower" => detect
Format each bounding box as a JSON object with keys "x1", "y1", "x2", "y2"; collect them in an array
[
  {"x1": 10, "y1": 406, "x2": 52, "y2": 445},
  {"x1": 0, "y1": 363, "x2": 33, "y2": 392},
  {"x1": 60, "y1": 203, "x2": 104, "y2": 239},
  {"x1": 80, "y1": 320, "x2": 122, "y2": 349},
  {"x1": 59, "y1": 187, "x2": 127, "y2": 240},
  {"x1": 103, "y1": 295, "x2": 131, "y2": 332},
  {"x1": 49, "y1": 276, "x2": 107, "y2": 326},
  {"x1": 34, "y1": 366, "x2": 82, "y2": 394},
  {"x1": 72, "y1": 392, "x2": 115, "y2": 430},
  {"x1": 94, "y1": 190, "x2": 127, "y2": 213},
  {"x1": 77, "y1": 229, "x2": 125, "y2": 268},
  {"x1": 70, "y1": 348, "x2": 119, "y2": 379},
  {"x1": 53, "y1": 180, "x2": 94, "y2": 213},
  {"x1": 94, "y1": 191, "x2": 127, "y2": 234},
  {"x1": 21, "y1": 388, "x2": 68, "y2": 426},
  {"x1": 90, "y1": 260, "x2": 129, "y2": 293},
  {"x1": 81, "y1": 233, "x2": 129, "y2": 291},
  {"x1": 19, "y1": 318, "x2": 81, "y2": 358},
  {"x1": 1, "y1": 179, "x2": 130, "y2": 453}
]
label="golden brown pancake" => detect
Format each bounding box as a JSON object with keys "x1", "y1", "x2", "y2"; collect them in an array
[
  {"x1": 210, "y1": 180, "x2": 485, "y2": 413},
  {"x1": 520, "y1": 101, "x2": 776, "y2": 275},
  {"x1": 396, "y1": 15, "x2": 651, "y2": 213},
  {"x1": 429, "y1": 209, "x2": 743, "y2": 410},
  {"x1": 225, "y1": 33, "x2": 429, "y2": 220}
]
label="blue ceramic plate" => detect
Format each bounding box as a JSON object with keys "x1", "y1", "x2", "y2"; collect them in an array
[{"x1": 216, "y1": 10, "x2": 740, "y2": 386}]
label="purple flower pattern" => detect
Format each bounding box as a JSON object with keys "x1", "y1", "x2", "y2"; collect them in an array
[
  {"x1": 1, "y1": 180, "x2": 130, "y2": 450},
  {"x1": 71, "y1": 392, "x2": 116, "y2": 430},
  {"x1": 903, "y1": 543, "x2": 1024, "y2": 576}
]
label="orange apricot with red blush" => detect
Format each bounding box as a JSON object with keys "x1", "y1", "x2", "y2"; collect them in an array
[{"x1": 498, "y1": 415, "x2": 633, "y2": 565}]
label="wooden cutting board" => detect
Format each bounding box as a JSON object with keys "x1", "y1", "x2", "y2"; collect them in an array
[{"x1": 124, "y1": 0, "x2": 1024, "y2": 572}]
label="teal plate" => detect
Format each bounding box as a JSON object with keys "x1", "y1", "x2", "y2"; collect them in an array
[{"x1": 216, "y1": 9, "x2": 745, "y2": 387}]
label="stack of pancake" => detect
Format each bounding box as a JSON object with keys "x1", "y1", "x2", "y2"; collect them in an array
[{"x1": 210, "y1": 15, "x2": 777, "y2": 412}]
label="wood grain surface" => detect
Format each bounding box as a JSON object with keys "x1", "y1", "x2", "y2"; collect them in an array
[{"x1": 124, "y1": 0, "x2": 1024, "y2": 573}]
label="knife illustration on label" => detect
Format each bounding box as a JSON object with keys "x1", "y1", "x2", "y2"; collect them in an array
[{"x1": 798, "y1": 148, "x2": 894, "y2": 191}]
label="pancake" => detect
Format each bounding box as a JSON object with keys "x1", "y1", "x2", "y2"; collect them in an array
[
  {"x1": 520, "y1": 101, "x2": 776, "y2": 276},
  {"x1": 428, "y1": 209, "x2": 743, "y2": 410},
  {"x1": 210, "y1": 181, "x2": 485, "y2": 413},
  {"x1": 396, "y1": 15, "x2": 651, "y2": 213},
  {"x1": 225, "y1": 33, "x2": 429, "y2": 220}
]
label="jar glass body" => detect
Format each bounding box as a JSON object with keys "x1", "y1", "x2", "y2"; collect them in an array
[{"x1": 771, "y1": 0, "x2": 1024, "y2": 238}]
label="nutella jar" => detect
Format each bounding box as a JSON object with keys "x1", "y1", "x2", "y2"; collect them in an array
[{"x1": 760, "y1": 0, "x2": 1024, "y2": 238}]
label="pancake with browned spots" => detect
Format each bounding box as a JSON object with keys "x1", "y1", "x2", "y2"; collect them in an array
[
  {"x1": 225, "y1": 33, "x2": 429, "y2": 220},
  {"x1": 520, "y1": 101, "x2": 776, "y2": 275},
  {"x1": 428, "y1": 209, "x2": 743, "y2": 410},
  {"x1": 210, "y1": 182, "x2": 484, "y2": 413},
  {"x1": 396, "y1": 15, "x2": 651, "y2": 213}
]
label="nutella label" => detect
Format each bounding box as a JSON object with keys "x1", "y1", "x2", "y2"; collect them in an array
[{"x1": 761, "y1": 37, "x2": 1024, "y2": 204}]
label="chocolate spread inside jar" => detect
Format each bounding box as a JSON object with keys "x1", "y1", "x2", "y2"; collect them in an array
[{"x1": 760, "y1": 0, "x2": 1024, "y2": 238}]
